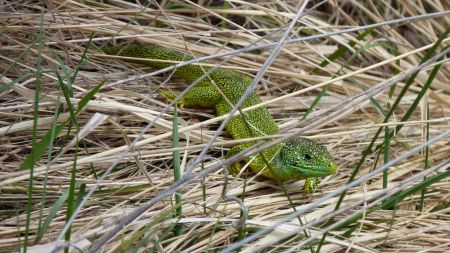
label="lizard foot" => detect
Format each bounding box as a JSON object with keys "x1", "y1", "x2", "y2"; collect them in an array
[
  {"x1": 303, "y1": 177, "x2": 319, "y2": 194},
  {"x1": 158, "y1": 88, "x2": 185, "y2": 107}
]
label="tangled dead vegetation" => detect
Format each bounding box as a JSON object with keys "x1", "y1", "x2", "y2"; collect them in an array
[{"x1": 0, "y1": 1, "x2": 449, "y2": 252}]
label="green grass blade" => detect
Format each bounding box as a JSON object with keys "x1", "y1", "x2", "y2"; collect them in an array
[
  {"x1": 313, "y1": 29, "x2": 373, "y2": 74},
  {"x1": 36, "y1": 90, "x2": 63, "y2": 244},
  {"x1": 19, "y1": 47, "x2": 103, "y2": 172},
  {"x1": 18, "y1": 77, "x2": 105, "y2": 172},
  {"x1": 172, "y1": 104, "x2": 182, "y2": 236},
  {"x1": 57, "y1": 72, "x2": 77, "y2": 123},
  {"x1": 236, "y1": 171, "x2": 249, "y2": 242},
  {"x1": 60, "y1": 39, "x2": 96, "y2": 252},
  {"x1": 387, "y1": 45, "x2": 448, "y2": 140},
  {"x1": 76, "y1": 183, "x2": 87, "y2": 210},
  {"x1": 35, "y1": 191, "x2": 69, "y2": 243},
  {"x1": 70, "y1": 33, "x2": 95, "y2": 86},
  {"x1": 19, "y1": 123, "x2": 66, "y2": 171},
  {"x1": 420, "y1": 103, "x2": 430, "y2": 212},
  {"x1": 56, "y1": 74, "x2": 79, "y2": 253},
  {"x1": 382, "y1": 168, "x2": 450, "y2": 210},
  {"x1": 383, "y1": 126, "x2": 389, "y2": 189},
  {"x1": 23, "y1": 12, "x2": 44, "y2": 253},
  {"x1": 77, "y1": 79, "x2": 107, "y2": 114}
]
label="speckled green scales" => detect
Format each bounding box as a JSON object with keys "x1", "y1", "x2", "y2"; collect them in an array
[
  {"x1": 107, "y1": 44, "x2": 337, "y2": 192},
  {"x1": 112, "y1": 45, "x2": 279, "y2": 138}
]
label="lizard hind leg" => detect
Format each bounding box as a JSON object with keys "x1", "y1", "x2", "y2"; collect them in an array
[
  {"x1": 158, "y1": 88, "x2": 185, "y2": 107},
  {"x1": 225, "y1": 143, "x2": 252, "y2": 177}
]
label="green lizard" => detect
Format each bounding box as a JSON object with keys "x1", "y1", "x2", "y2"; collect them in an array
[{"x1": 105, "y1": 44, "x2": 337, "y2": 193}]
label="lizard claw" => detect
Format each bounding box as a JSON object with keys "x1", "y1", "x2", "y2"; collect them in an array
[{"x1": 158, "y1": 88, "x2": 185, "y2": 107}]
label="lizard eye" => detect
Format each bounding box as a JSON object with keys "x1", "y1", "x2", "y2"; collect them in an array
[{"x1": 303, "y1": 153, "x2": 312, "y2": 161}]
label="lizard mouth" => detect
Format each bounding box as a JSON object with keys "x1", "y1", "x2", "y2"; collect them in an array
[{"x1": 289, "y1": 162, "x2": 337, "y2": 177}]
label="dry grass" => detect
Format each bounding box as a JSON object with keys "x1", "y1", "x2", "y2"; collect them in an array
[{"x1": 1, "y1": 0, "x2": 449, "y2": 252}]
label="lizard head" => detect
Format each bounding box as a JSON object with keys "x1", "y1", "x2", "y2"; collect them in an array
[{"x1": 276, "y1": 138, "x2": 337, "y2": 179}]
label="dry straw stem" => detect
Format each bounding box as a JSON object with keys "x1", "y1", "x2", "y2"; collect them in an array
[{"x1": 1, "y1": 0, "x2": 449, "y2": 253}]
